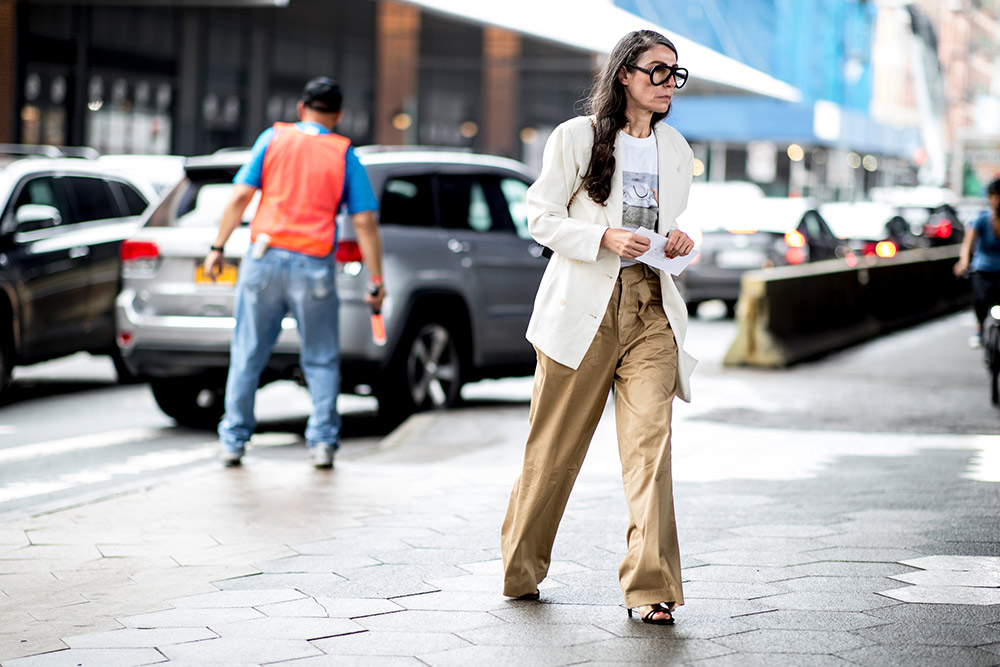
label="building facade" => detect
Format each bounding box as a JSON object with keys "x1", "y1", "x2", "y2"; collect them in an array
[
  {"x1": 6, "y1": 0, "x2": 596, "y2": 161},
  {"x1": 618, "y1": 0, "x2": 925, "y2": 199}
]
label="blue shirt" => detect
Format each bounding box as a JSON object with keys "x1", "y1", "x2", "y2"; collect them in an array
[
  {"x1": 971, "y1": 211, "x2": 1000, "y2": 273},
  {"x1": 234, "y1": 121, "x2": 378, "y2": 215}
]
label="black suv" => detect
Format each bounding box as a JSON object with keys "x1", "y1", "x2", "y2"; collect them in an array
[{"x1": 0, "y1": 157, "x2": 157, "y2": 398}]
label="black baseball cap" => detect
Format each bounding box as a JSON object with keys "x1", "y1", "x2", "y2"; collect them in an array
[{"x1": 301, "y1": 77, "x2": 342, "y2": 113}]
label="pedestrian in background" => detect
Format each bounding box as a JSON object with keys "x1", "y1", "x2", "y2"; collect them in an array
[
  {"x1": 500, "y1": 30, "x2": 696, "y2": 625},
  {"x1": 954, "y1": 178, "x2": 1000, "y2": 348},
  {"x1": 204, "y1": 77, "x2": 385, "y2": 469}
]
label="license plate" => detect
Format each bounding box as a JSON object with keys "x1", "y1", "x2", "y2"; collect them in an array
[
  {"x1": 195, "y1": 264, "x2": 238, "y2": 286},
  {"x1": 715, "y1": 249, "x2": 766, "y2": 269}
]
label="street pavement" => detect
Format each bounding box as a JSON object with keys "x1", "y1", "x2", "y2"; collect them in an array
[{"x1": 1, "y1": 310, "x2": 999, "y2": 666}]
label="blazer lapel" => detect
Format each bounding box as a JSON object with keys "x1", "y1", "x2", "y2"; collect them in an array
[
  {"x1": 655, "y1": 124, "x2": 684, "y2": 233},
  {"x1": 606, "y1": 137, "x2": 624, "y2": 229}
]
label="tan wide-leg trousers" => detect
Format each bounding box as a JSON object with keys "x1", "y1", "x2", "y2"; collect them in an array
[{"x1": 501, "y1": 264, "x2": 683, "y2": 610}]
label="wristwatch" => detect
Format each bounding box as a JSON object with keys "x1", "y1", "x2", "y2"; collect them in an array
[{"x1": 210, "y1": 245, "x2": 225, "y2": 252}]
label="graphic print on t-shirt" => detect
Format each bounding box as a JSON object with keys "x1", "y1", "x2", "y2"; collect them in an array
[{"x1": 623, "y1": 170, "x2": 658, "y2": 231}]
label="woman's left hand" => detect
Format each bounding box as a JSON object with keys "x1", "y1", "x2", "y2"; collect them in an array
[{"x1": 664, "y1": 231, "x2": 695, "y2": 259}]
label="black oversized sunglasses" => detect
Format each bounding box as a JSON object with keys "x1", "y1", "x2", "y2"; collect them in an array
[{"x1": 628, "y1": 64, "x2": 689, "y2": 89}]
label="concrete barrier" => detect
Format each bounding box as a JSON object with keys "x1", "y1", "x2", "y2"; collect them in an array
[{"x1": 723, "y1": 245, "x2": 971, "y2": 368}]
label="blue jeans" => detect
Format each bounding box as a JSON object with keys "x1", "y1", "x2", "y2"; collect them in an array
[{"x1": 218, "y1": 247, "x2": 341, "y2": 454}]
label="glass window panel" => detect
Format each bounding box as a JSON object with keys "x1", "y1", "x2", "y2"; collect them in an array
[
  {"x1": 66, "y1": 177, "x2": 119, "y2": 222},
  {"x1": 379, "y1": 176, "x2": 435, "y2": 228}
]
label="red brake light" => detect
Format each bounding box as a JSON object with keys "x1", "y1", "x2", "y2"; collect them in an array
[
  {"x1": 120, "y1": 240, "x2": 159, "y2": 262},
  {"x1": 875, "y1": 241, "x2": 897, "y2": 258},
  {"x1": 935, "y1": 222, "x2": 952, "y2": 239},
  {"x1": 785, "y1": 247, "x2": 807, "y2": 264},
  {"x1": 335, "y1": 240, "x2": 363, "y2": 263}
]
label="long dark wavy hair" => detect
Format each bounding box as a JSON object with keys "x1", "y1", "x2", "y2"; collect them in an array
[{"x1": 583, "y1": 30, "x2": 678, "y2": 205}]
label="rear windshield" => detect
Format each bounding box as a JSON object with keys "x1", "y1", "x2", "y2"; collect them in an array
[{"x1": 146, "y1": 176, "x2": 260, "y2": 228}]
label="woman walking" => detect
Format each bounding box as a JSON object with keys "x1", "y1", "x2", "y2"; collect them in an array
[{"x1": 500, "y1": 30, "x2": 697, "y2": 625}]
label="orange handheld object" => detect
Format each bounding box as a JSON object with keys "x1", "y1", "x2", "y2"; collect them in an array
[
  {"x1": 368, "y1": 283, "x2": 386, "y2": 346},
  {"x1": 370, "y1": 311, "x2": 386, "y2": 346}
]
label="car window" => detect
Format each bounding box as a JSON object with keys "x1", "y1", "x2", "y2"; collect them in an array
[
  {"x1": 174, "y1": 182, "x2": 260, "y2": 227},
  {"x1": 118, "y1": 182, "x2": 150, "y2": 216},
  {"x1": 438, "y1": 175, "x2": 516, "y2": 234},
  {"x1": 66, "y1": 176, "x2": 120, "y2": 222},
  {"x1": 13, "y1": 176, "x2": 73, "y2": 226},
  {"x1": 379, "y1": 176, "x2": 435, "y2": 228},
  {"x1": 801, "y1": 211, "x2": 827, "y2": 241},
  {"x1": 500, "y1": 178, "x2": 531, "y2": 239}
]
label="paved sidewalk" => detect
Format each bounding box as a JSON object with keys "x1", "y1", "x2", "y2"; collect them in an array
[{"x1": 1, "y1": 387, "x2": 999, "y2": 666}]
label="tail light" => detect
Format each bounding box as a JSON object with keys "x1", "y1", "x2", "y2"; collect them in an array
[
  {"x1": 875, "y1": 240, "x2": 897, "y2": 258},
  {"x1": 335, "y1": 240, "x2": 363, "y2": 263},
  {"x1": 120, "y1": 240, "x2": 160, "y2": 262},
  {"x1": 925, "y1": 221, "x2": 952, "y2": 239},
  {"x1": 784, "y1": 231, "x2": 806, "y2": 248},
  {"x1": 785, "y1": 247, "x2": 807, "y2": 264},
  {"x1": 783, "y1": 230, "x2": 807, "y2": 264}
]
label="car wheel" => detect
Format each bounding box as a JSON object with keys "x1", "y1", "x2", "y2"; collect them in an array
[
  {"x1": 379, "y1": 318, "x2": 463, "y2": 418},
  {"x1": 150, "y1": 377, "x2": 226, "y2": 429}
]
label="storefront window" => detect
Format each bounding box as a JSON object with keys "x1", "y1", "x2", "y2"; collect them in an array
[{"x1": 86, "y1": 73, "x2": 173, "y2": 155}]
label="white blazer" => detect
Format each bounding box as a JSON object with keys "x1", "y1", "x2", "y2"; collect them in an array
[{"x1": 524, "y1": 115, "x2": 698, "y2": 402}]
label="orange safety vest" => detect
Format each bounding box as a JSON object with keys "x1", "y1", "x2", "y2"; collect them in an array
[{"x1": 250, "y1": 122, "x2": 350, "y2": 258}]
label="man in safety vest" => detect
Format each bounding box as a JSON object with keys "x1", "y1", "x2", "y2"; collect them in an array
[{"x1": 203, "y1": 76, "x2": 384, "y2": 469}]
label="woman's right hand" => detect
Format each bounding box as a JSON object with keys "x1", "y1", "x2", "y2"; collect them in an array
[
  {"x1": 954, "y1": 259, "x2": 968, "y2": 278},
  {"x1": 601, "y1": 229, "x2": 651, "y2": 259}
]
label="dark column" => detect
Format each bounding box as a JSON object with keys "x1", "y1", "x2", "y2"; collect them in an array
[
  {"x1": 375, "y1": 1, "x2": 419, "y2": 145},
  {"x1": 0, "y1": 0, "x2": 13, "y2": 142},
  {"x1": 70, "y1": 6, "x2": 90, "y2": 146},
  {"x1": 482, "y1": 27, "x2": 520, "y2": 158},
  {"x1": 245, "y1": 20, "x2": 268, "y2": 143},
  {"x1": 176, "y1": 10, "x2": 202, "y2": 154}
]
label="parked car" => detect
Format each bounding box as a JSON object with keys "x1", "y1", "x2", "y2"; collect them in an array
[
  {"x1": 820, "y1": 201, "x2": 910, "y2": 258},
  {"x1": 681, "y1": 196, "x2": 845, "y2": 317},
  {"x1": 0, "y1": 156, "x2": 158, "y2": 398},
  {"x1": 867, "y1": 185, "x2": 964, "y2": 247},
  {"x1": 116, "y1": 147, "x2": 547, "y2": 427}
]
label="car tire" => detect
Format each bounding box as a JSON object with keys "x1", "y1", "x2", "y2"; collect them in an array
[
  {"x1": 150, "y1": 377, "x2": 226, "y2": 429},
  {"x1": 378, "y1": 316, "x2": 464, "y2": 419},
  {"x1": 686, "y1": 301, "x2": 700, "y2": 317},
  {"x1": 724, "y1": 300, "x2": 738, "y2": 319}
]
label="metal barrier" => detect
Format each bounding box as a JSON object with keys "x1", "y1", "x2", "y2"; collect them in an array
[{"x1": 724, "y1": 245, "x2": 970, "y2": 367}]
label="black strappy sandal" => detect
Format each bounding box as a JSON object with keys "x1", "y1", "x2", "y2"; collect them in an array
[
  {"x1": 515, "y1": 591, "x2": 540, "y2": 601},
  {"x1": 627, "y1": 602, "x2": 674, "y2": 625}
]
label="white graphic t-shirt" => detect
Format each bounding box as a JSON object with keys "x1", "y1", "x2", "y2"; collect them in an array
[{"x1": 618, "y1": 130, "x2": 658, "y2": 268}]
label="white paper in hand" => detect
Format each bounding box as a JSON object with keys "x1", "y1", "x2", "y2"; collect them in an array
[{"x1": 633, "y1": 227, "x2": 698, "y2": 276}]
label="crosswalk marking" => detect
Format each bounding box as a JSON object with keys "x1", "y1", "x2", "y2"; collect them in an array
[{"x1": 0, "y1": 427, "x2": 163, "y2": 464}]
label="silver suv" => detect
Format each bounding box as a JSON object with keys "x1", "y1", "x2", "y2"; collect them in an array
[{"x1": 115, "y1": 147, "x2": 546, "y2": 427}]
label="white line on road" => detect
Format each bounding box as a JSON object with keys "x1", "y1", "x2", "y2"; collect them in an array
[
  {"x1": 0, "y1": 446, "x2": 218, "y2": 503},
  {"x1": 0, "y1": 427, "x2": 165, "y2": 464}
]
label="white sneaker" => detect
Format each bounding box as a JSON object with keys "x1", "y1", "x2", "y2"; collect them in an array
[
  {"x1": 969, "y1": 334, "x2": 983, "y2": 349},
  {"x1": 311, "y1": 444, "x2": 334, "y2": 469},
  {"x1": 219, "y1": 447, "x2": 244, "y2": 467}
]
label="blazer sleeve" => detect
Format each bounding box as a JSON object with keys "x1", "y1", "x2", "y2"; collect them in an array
[{"x1": 526, "y1": 120, "x2": 607, "y2": 263}]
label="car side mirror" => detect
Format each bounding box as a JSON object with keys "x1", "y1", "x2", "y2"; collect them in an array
[{"x1": 15, "y1": 204, "x2": 62, "y2": 232}]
